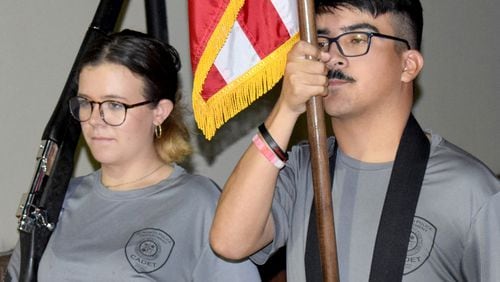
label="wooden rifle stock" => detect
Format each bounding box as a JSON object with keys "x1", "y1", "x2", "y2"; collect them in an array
[{"x1": 17, "y1": 1, "x2": 124, "y2": 281}]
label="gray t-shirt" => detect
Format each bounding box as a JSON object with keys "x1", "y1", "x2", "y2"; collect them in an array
[
  {"x1": 8, "y1": 165, "x2": 260, "y2": 282},
  {"x1": 462, "y1": 191, "x2": 500, "y2": 281},
  {"x1": 252, "y1": 131, "x2": 500, "y2": 282}
]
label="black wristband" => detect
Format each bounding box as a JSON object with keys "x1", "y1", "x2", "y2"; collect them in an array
[{"x1": 258, "y1": 123, "x2": 288, "y2": 162}]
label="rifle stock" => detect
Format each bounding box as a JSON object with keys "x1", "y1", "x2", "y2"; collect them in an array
[{"x1": 16, "y1": 1, "x2": 124, "y2": 281}]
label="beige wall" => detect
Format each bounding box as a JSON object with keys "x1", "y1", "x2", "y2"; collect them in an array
[{"x1": 0, "y1": 0, "x2": 498, "y2": 252}]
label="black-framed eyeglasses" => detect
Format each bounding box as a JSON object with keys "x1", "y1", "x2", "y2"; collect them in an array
[
  {"x1": 317, "y1": 31, "x2": 411, "y2": 57},
  {"x1": 68, "y1": 96, "x2": 153, "y2": 126}
]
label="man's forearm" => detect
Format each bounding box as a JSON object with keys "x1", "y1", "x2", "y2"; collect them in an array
[{"x1": 210, "y1": 103, "x2": 299, "y2": 259}]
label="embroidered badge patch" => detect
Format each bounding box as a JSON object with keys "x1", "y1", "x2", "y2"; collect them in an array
[
  {"x1": 404, "y1": 216, "x2": 436, "y2": 275},
  {"x1": 125, "y1": 228, "x2": 174, "y2": 273}
]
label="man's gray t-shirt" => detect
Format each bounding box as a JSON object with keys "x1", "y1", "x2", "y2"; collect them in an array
[
  {"x1": 8, "y1": 165, "x2": 260, "y2": 281},
  {"x1": 462, "y1": 191, "x2": 500, "y2": 281},
  {"x1": 252, "y1": 131, "x2": 500, "y2": 282}
]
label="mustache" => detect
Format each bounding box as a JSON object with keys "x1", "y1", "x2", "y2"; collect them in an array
[{"x1": 327, "y1": 70, "x2": 355, "y2": 82}]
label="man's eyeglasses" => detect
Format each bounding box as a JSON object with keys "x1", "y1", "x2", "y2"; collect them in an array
[
  {"x1": 317, "y1": 31, "x2": 411, "y2": 57},
  {"x1": 69, "y1": 96, "x2": 153, "y2": 126}
]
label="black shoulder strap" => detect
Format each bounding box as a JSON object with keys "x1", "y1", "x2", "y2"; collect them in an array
[
  {"x1": 305, "y1": 114, "x2": 430, "y2": 282},
  {"x1": 368, "y1": 114, "x2": 430, "y2": 281}
]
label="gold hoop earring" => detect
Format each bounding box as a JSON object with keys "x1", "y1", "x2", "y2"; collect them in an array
[{"x1": 154, "y1": 124, "x2": 162, "y2": 139}]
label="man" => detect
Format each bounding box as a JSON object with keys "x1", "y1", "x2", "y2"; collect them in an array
[{"x1": 210, "y1": 0, "x2": 500, "y2": 281}]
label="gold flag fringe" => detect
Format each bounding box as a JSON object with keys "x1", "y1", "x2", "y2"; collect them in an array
[
  {"x1": 191, "y1": 0, "x2": 244, "y2": 140},
  {"x1": 193, "y1": 33, "x2": 300, "y2": 140}
]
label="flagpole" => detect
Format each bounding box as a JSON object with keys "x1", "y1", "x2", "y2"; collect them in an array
[{"x1": 297, "y1": 0, "x2": 339, "y2": 281}]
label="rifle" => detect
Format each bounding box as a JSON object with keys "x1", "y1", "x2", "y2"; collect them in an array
[
  {"x1": 145, "y1": 0, "x2": 169, "y2": 43},
  {"x1": 15, "y1": 1, "x2": 124, "y2": 281}
]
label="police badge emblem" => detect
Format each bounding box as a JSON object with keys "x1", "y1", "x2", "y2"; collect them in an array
[
  {"x1": 404, "y1": 216, "x2": 437, "y2": 275},
  {"x1": 125, "y1": 228, "x2": 175, "y2": 273}
]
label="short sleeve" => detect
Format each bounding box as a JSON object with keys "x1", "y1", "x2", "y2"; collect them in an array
[
  {"x1": 462, "y1": 192, "x2": 500, "y2": 281},
  {"x1": 192, "y1": 244, "x2": 261, "y2": 282}
]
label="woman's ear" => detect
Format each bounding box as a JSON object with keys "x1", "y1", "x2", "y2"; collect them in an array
[
  {"x1": 153, "y1": 99, "x2": 174, "y2": 125},
  {"x1": 401, "y1": 50, "x2": 424, "y2": 83}
]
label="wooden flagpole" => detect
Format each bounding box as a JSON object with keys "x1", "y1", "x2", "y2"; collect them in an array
[{"x1": 297, "y1": 0, "x2": 339, "y2": 281}]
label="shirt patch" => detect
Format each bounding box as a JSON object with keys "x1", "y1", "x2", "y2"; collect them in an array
[
  {"x1": 125, "y1": 228, "x2": 175, "y2": 273},
  {"x1": 404, "y1": 216, "x2": 436, "y2": 275}
]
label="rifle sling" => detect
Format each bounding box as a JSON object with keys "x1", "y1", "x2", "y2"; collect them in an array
[{"x1": 305, "y1": 114, "x2": 430, "y2": 281}]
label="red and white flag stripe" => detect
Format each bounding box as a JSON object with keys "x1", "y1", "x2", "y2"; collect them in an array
[{"x1": 189, "y1": 0, "x2": 299, "y2": 140}]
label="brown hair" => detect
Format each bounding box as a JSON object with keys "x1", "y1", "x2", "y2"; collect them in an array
[{"x1": 77, "y1": 29, "x2": 192, "y2": 163}]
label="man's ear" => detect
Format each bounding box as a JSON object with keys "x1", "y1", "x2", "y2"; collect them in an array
[
  {"x1": 153, "y1": 99, "x2": 174, "y2": 125},
  {"x1": 401, "y1": 50, "x2": 424, "y2": 83}
]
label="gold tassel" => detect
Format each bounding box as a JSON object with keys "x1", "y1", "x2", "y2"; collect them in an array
[{"x1": 193, "y1": 33, "x2": 300, "y2": 140}]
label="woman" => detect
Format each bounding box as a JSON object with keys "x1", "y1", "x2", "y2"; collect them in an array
[{"x1": 7, "y1": 30, "x2": 260, "y2": 281}]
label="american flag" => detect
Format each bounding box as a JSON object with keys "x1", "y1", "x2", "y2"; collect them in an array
[{"x1": 189, "y1": 0, "x2": 299, "y2": 140}]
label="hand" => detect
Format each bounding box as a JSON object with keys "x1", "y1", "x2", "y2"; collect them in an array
[{"x1": 278, "y1": 40, "x2": 330, "y2": 115}]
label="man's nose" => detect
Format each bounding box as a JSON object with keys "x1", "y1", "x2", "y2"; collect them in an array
[{"x1": 327, "y1": 44, "x2": 347, "y2": 68}]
